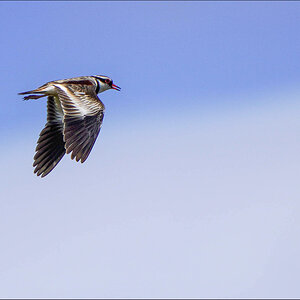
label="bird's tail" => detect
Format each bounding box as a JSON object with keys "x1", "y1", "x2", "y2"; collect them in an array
[
  {"x1": 18, "y1": 90, "x2": 46, "y2": 101},
  {"x1": 18, "y1": 90, "x2": 35, "y2": 95}
]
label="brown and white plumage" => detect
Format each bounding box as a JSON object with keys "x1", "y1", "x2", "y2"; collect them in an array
[{"x1": 19, "y1": 75, "x2": 121, "y2": 177}]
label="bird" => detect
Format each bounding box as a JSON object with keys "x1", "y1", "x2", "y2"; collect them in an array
[{"x1": 19, "y1": 75, "x2": 121, "y2": 178}]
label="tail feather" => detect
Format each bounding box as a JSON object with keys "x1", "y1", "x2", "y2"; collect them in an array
[
  {"x1": 19, "y1": 91, "x2": 32, "y2": 95},
  {"x1": 18, "y1": 89, "x2": 44, "y2": 95},
  {"x1": 19, "y1": 89, "x2": 47, "y2": 100}
]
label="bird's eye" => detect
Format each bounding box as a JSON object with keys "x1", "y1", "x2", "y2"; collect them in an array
[{"x1": 105, "y1": 79, "x2": 110, "y2": 84}]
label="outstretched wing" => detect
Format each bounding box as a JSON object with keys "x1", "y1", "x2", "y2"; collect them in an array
[
  {"x1": 54, "y1": 84, "x2": 105, "y2": 163},
  {"x1": 33, "y1": 96, "x2": 66, "y2": 177}
]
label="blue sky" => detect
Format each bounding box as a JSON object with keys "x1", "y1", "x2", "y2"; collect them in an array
[{"x1": 1, "y1": 1, "x2": 300, "y2": 298}]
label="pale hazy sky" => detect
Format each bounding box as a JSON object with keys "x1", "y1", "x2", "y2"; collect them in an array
[{"x1": 1, "y1": 1, "x2": 300, "y2": 298}]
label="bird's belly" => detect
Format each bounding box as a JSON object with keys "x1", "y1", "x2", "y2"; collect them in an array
[{"x1": 42, "y1": 85, "x2": 58, "y2": 95}]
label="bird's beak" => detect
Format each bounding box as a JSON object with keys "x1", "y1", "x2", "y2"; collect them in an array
[{"x1": 111, "y1": 84, "x2": 121, "y2": 91}]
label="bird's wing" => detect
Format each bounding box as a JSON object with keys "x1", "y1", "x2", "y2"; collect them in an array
[
  {"x1": 54, "y1": 84, "x2": 105, "y2": 163},
  {"x1": 33, "y1": 96, "x2": 66, "y2": 177}
]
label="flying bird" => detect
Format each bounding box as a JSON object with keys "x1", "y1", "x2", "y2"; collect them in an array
[{"x1": 19, "y1": 75, "x2": 121, "y2": 177}]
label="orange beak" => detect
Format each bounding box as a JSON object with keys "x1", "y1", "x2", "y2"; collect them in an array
[{"x1": 111, "y1": 84, "x2": 121, "y2": 91}]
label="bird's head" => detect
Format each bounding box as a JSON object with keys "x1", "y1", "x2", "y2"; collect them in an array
[{"x1": 93, "y1": 75, "x2": 121, "y2": 93}]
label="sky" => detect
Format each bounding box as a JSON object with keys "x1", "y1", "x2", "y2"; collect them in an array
[{"x1": 1, "y1": 1, "x2": 300, "y2": 298}]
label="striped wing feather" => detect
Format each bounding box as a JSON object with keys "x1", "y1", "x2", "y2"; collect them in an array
[
  {"x1": 54, "y1": 84, "x2": 105, "y2": 163},
  {"x1": 33, "y1": 96, "x2": 66, "y2": 177}
]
